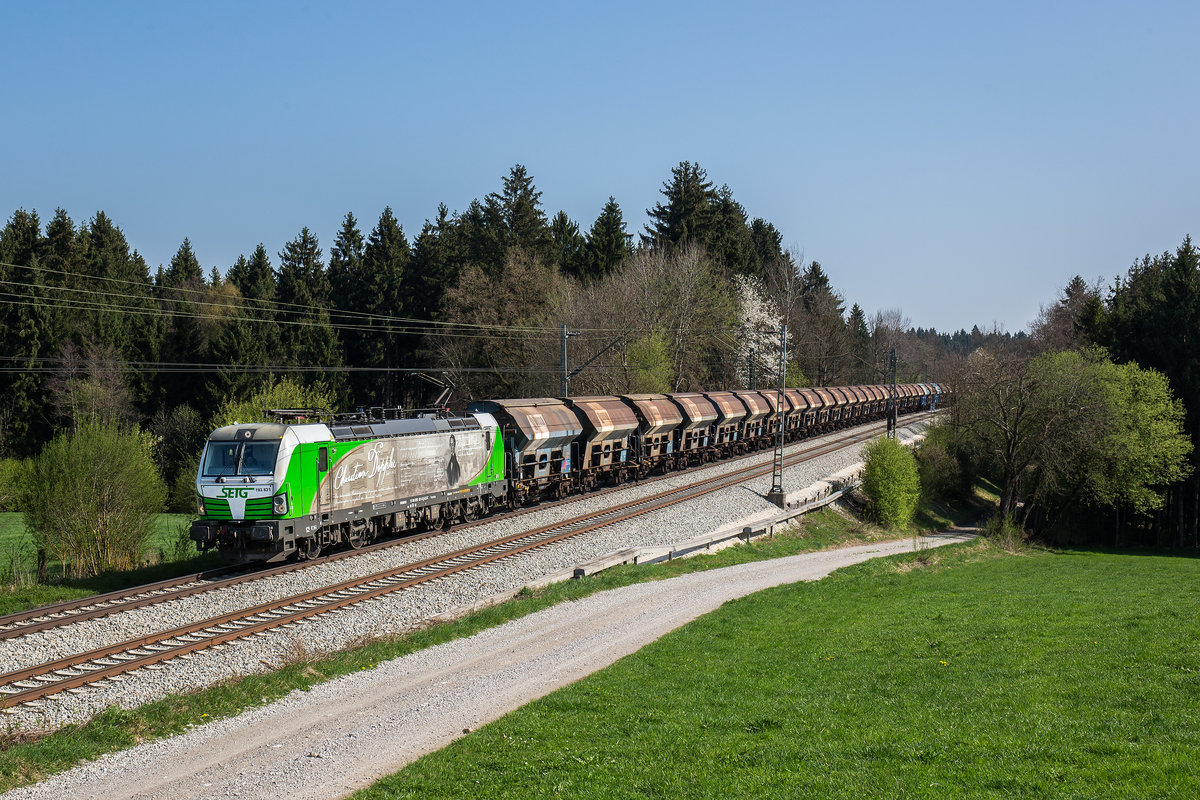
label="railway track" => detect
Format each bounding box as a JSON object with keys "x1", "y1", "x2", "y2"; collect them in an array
[
  {"x1": 0, "y1": 412, "x2": 927, "y2": 642},
  {"x1": 0, "y1": 412, "x2": 933, "y2": 710}
]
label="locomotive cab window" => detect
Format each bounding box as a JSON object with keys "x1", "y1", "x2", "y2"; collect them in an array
[
  {"x1": 202, "y1": 443, "x2": 239, "y2": 477},
  {"x1": 240, "y1": 442, "x2": 278, "y2": 476},
  {"x1": 201, "y1": 441, "x2": 280, "y2": 477}
]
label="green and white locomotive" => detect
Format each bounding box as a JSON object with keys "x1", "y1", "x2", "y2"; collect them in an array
[{"x1": 190, "y1": 411, "x2": 508, "y2": 562}]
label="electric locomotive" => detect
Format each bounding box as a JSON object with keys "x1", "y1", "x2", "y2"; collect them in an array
[{"x1": 190, "y1": 411, "x2": 507, "y2": 562}]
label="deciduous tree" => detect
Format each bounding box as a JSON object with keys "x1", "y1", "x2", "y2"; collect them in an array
[{"x1": 23, "y1": 423, "x2": 166, "y2": 579}]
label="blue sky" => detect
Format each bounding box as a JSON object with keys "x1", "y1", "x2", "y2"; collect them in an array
[{"x1": 3, "y1": 1, "x2": 1197, "y2": 333}]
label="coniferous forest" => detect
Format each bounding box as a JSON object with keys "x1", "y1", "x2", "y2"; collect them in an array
[
  {"x1": 2, "y1": 161, "x2": 1195, "y2": 548},
  {"x1": 0, "y1": 163, "x2": 1005, "y2": 456}
]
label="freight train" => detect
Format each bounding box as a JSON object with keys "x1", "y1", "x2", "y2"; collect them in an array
[{"x1": 190, "y1": 384, "x2": 946, "y2": 563}]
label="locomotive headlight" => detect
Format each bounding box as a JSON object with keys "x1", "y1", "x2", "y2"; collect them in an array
[
  {"x1": 272, "y1": 493, "x2": 288, "y2": 515},
  {"x1": 196, "y1": 496, "x2": 205, "y2": 515}
]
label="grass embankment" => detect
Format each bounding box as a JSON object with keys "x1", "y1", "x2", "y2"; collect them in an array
[
  {"x1": 0, "y1": 506, "x2": 904, "y2": 791},
  {"x1": 0, "y1": 513, "x2": 219, "y2": 615},
  {"x1": 357, "y1": 545, "x2": 1200, "y2": 799}
]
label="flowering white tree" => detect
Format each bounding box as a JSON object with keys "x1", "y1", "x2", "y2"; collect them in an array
[{"x1": 734, "y1": 275, "x2": 786, "y2": 388}]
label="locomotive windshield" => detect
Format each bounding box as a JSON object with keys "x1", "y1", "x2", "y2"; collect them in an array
[{"x1": 202, "y1": 441, "x2": 280, "y2": 477}]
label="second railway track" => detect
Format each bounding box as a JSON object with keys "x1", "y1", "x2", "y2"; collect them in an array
[{"x1": 0, "y1": 413, "x2": 933, "y2": 712}]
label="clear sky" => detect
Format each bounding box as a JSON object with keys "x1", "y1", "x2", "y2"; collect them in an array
[{"x1": 4, "y1": 1, "x2": 1197, "y2": 333}]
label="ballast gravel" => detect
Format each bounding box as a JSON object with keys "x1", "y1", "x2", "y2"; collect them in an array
[
  {"x1": 0, "y1": 530, "x2": 972, "y2": 800},
  {"x1": 1, "y1": 419, "x2": 932, "y2": 736}
]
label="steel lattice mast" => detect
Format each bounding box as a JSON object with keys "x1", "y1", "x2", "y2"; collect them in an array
[{"x1": 767, "y1": 324, "x2": 787, "y2": 508}]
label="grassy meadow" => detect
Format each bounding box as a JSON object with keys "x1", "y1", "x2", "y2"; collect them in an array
[
  {"x1": 0, "y1": 507, "x2": 908, "y2": 790},
  {"x1": 0, "y1": 513, "x2": 218, "y2": 614},
  {"x1": 6, "y1": 485, "x2": 1197, "y2": 798},
  {"x1": 355, "y1": 545, "x2": 1200, "y2": 799}
]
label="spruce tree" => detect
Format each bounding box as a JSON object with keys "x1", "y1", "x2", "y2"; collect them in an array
[
  {"x1": 276, "y1": 227, "x2": 343, "y2": 398},
  {"x1": 229, "y1": 243, "x2": 277, "y2": 304},
  {"x1": 0, "y1": 210, "x2": 53, "y2": 454},
  {"x1": 41, "y1": 208, "x2": 80, "y2": 345},
  {"x1": 328, "y1": 212, "x2": 366, "y2": 405},
  {"x1": 848, "y1": 303, "x2": 870, "y2": 382},
  {"x1": 488, "y1": 164, "x2": 551, "y2": 261},
  {"x1": 550, "y1": 211, "x2": 586, "y2": 278},
  {"x1": 749, "y1": 218, "x2": 785, "y2": 272},
  {"x1": 706, "y1": 185, "x2": 757, "y2": 278},
  {"x1": 410, "y1": 204, "x2": 461, "y2": 322},
  {"x1": 583, "y1": 197, "x2": 632, "y2": 280},
  {"x1": 644, "y1": 161, "x2": 716, "y2": 247},
  {"x1": 328, "y1": 212, "x2": 366, "y2": 317},
  {"x1": 164, "y1": 237, "x2": 203, "y2": 286},
  {"x1": 360, "y1": 208, "x2": 410, "y2": 405},
  {"x1": 457, "y1": 198, "x2": 503, "y2": 273},
  {"x1": 158, "y1": 239, "x2": 208, "y2": 408},
  {"x1": 78, "y1": 212, "x2": 140, "y2": 349},
  {"x1": 76, "y1": 213, "x2": 159, "y2": 414}
]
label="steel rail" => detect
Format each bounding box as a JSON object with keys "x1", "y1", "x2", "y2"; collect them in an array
[
  {"x1": 0, "y1": 410, "x2": 930, "y2": 640},
  {"x1": 0, "y1": 412, "x2": 934, "y2": 710}
]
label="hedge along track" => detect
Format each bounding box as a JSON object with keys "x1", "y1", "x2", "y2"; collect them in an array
[{"x1": 0, "y1": 412, "x2": 934, "y2": 710}]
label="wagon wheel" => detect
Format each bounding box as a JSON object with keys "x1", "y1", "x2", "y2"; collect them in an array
[
  {"x1": 347, "y1": 525, "x2": 366, "y2": 549},
  {"x1": 431, "y1": 505, "x2": 446, "y2": 530}
]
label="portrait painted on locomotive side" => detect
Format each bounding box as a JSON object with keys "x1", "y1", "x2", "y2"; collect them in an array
[
  {"x1": 315, "y1": 429, "x2": 492, "y2": 511},
  {"x1": 445, "y1": 434, "x2": 461, "y2": 488}
]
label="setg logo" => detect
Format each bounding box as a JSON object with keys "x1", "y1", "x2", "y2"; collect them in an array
[{"x1": 220, "y1": 487, "x2": 251, "y2": 498}]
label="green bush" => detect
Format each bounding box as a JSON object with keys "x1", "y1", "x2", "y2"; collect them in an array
[
  {"x1": 211, "y1": 377, "x2": 333, "y2": 429},
  {"x1": 168, "y1": 455, "x2": 201, "y2": 514},
  {"x1": 23, "y1": 423, "x2": 167, "y2": 579},
  {"x1": 0, "y1": 458, "x2": 27, "y2": 512},
  {"x1": 861, "y1": 436, "x2": 921, "y2": 529},
  {"x1": 984, "y1": 514, "x2": 1025, "y2": 550},
  {"x1": 915, "y1": 424, "x2": 968, "y2": 501}
]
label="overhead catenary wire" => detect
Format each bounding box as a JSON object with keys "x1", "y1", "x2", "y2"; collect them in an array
[
  {"x1": 2, "y1": 260, "x2": 554, "y2": 333},
  {"x1": 0, "y1": 260, "x2": 873, "y2": 385},
  {"x1": 0, "y1": 259, "x2": 756, "y2": 339}
]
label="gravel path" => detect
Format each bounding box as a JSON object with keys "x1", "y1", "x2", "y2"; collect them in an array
[
  {"x1": 1, "y1": 419, "x2": 931, "y2": 732},
  {"x1": 0, "y1": 528, "x2": 973, "y2": 800}
]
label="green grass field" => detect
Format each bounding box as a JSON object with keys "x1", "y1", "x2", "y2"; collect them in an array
[
  {"x1": 8, "y1": 485, "x2": 1195, "y2": 797},
  {"x1": 354, "y1": 545, "x2": 1200, "y2": 799},
  {"x1": 0, "y1": 507, "x2": 908, "y2": 790},
  {"x1": 0, "y1": 513, "x2": 218, "y2": 615}
]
